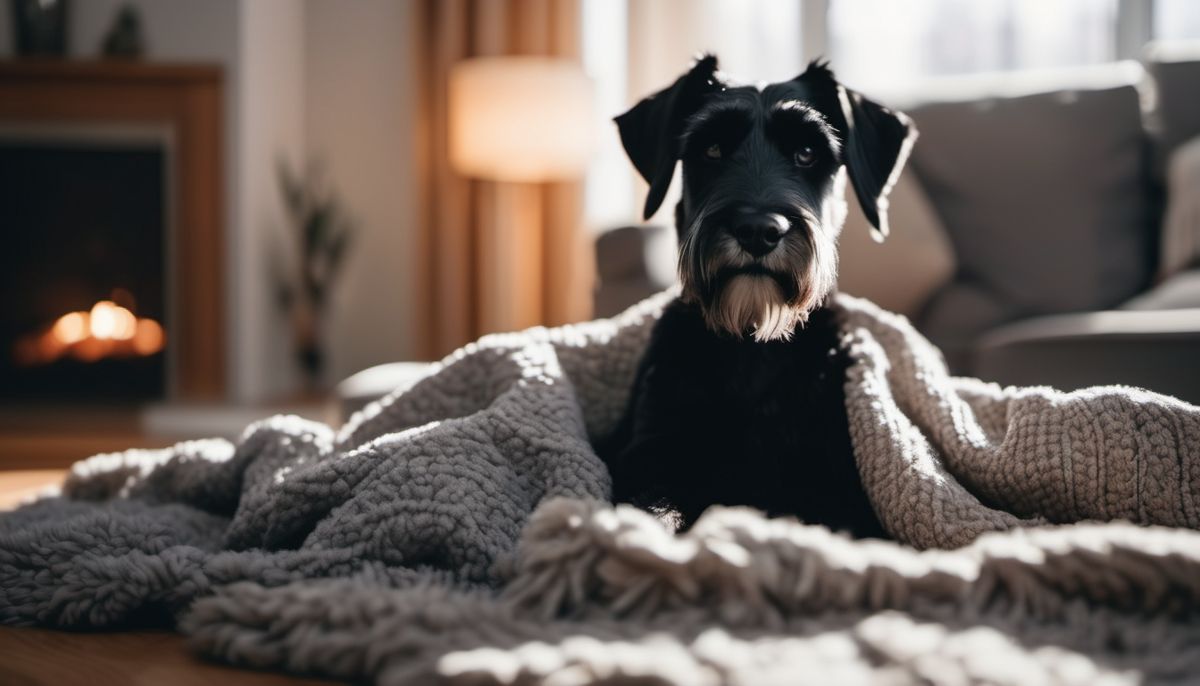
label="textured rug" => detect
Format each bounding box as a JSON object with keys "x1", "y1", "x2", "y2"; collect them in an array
[{"x1": 3, "y1": 291, "x2": 1200, "y2": 685}]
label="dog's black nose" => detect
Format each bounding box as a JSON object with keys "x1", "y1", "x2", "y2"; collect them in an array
[{"x1": 731, "y1": 212, "x2": 788, "y2": 258}]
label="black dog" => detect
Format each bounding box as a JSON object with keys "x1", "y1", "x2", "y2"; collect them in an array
[{"x1": 598, "y1": 56, "x2": 917, "y2": 537}]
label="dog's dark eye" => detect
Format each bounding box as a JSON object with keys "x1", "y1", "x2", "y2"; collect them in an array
[
  {"x1": 794, "y1": 146, "x2": 817, "y2": 167},
  {"x1": 705, "y1": 144, "x2": 722, "y2": 160}
]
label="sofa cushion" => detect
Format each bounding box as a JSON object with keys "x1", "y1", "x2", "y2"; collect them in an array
[
  {"x1": 916, "y1": 280, "x2": 1025, "y2": 373},
  {"x1": 1122, "y1": 269, "x2": 1200, "y2": 310},
  {"x1": 909, "y1": 77, "x2": 1156, "y2": 323},
  {"x1": 838, "y1": 171, "x2": 955, "y2": 319},
  {"x1": 973, "y1": 309, "x2": 1200, "y2": 405}
]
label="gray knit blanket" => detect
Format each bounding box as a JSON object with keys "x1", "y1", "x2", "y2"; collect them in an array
[{"x1": 3, "y1": 292, "x2": 1200, "y2": 685}]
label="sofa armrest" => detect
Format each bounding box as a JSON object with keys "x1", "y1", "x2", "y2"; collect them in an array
[
  {"x1": 337, "y1": 362, "x2": 436, "y2": 423},
  {"x1": 593, "y1": 225, "x2": 675, "y2": 318},
  {"x1": 973, "y1": 309, "x2": 1200, "y2": 405}
]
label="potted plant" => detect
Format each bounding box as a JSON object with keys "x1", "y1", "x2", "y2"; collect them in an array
[{"x1": 272, "y1": 160, "x2": 354, "y2": 391}]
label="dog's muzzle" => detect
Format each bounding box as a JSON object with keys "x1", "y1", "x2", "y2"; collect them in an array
[{"x1": 678, "y1": 201, "x2": 836, "y2": 342}]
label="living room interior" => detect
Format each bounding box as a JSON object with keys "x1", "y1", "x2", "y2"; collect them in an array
[{"x1": 2, "y1": 0, "x2": 1200, "y2": 683}]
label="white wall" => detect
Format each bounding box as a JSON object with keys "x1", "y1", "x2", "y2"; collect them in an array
[
  {"x1": 235, "y1": 0, "x2": 307, "y2": 400},
  {"x1": 304, "y1": 0, "x2": 420, "y2": 379}
]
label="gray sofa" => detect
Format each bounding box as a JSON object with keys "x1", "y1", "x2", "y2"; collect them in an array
[{"x1": 340, "y1": 48, "x2": 1200, "y2": 418}]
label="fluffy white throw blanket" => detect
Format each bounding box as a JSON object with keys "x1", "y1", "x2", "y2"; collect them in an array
[{"x1": 3, "y1": 292, "x2": 1199, "y2": 685}]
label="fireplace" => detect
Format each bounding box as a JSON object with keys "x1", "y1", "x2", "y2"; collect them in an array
[
  {"x1": 1, "y1": 132, "x2": 170, "y2": 400},
  {"x1": 0, "y1": 61, "x2": 226, "y2": 401}
]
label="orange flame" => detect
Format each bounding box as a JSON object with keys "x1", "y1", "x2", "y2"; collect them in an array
[{"x1": 13, "y1": 298, "x2": 167, "y2": 367}]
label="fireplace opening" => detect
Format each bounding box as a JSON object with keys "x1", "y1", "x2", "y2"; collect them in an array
[{"x1": 0, "y1": 134, "x2": 169, "y2": 402}]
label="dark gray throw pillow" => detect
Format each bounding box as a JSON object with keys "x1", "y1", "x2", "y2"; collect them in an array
[
  {"x1": 912, "y1": 82, "x2": 1156, "y2": 316},
  {"x1": 910, "y1": 82, "x2": 1156, "y2": 332}
]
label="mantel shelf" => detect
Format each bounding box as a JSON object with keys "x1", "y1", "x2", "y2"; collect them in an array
[{"x1": 0, "y1": 59, "x2": 221, "y2": 84}]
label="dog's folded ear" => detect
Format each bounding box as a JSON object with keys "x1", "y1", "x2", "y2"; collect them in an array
[
  {"x1": 798, "y1": 62, "x2": 918, "y2": 242},
  {"x1": 838, "y1": 87, "x2": 918, "y2": 242},
  {"x1": 616, "y1": 54, "x2": 722, "y2": 220}
]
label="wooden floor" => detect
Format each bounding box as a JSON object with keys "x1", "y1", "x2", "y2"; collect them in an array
[
  {"x1": 0, "y1": 398, "x2": 336, "y2": 469},
  {"x1": 0, "y1": 405, "x2": 174, "y2": 470},
  {"x1": 0, "y1": 626, "x2": 341, "y2": 685},
  {"x1": 0, "y1": 469, "x2": 65, "y2": 509},
  {"x1": 0, "y1": 471, "x2": 346, "y2": 685}
]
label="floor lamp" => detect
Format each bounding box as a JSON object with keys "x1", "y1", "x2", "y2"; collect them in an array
[{"x1": 449, "y1": 57, "x2": 595, "y2": 334}]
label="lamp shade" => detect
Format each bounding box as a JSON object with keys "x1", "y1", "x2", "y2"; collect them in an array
[{"x1": 449, "y1": 57, "x2": 596, "y2": 182}]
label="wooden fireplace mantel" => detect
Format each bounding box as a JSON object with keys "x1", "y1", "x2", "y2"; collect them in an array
[{"x1": 0, "y1": 59, "x2": 225, "y2": 398}]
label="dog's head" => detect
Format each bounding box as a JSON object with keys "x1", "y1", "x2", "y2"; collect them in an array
[{"x1": 616, "y1": 56, "x2": 916, "y2": 340}]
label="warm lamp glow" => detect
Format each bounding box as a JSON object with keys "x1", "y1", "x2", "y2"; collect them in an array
[{"x1": 449, "y1": 57, "x2": 596, "y2": 182}]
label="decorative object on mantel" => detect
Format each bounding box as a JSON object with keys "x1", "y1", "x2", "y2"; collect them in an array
[
  {"x1": 10, "y1": 0, "x2": 69, "y2": 56},
  {"x1": 271, "y1": 160, "x2": 355, "y2": 391},
  {"x1": 101, "y1": 3, "x2": 144, "y2": 59}
]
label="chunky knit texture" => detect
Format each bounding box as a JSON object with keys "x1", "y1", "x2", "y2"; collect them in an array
[{"x1": 3, "y1": 291, "x2": 1199, "y2": 684}]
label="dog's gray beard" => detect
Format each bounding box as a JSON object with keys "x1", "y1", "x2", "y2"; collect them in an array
[
  {"x1": 708, "y1": 275, "x2": 801, "y2": 342},
  {"x1": 679, "y1": 215, "x2": 838, "y2": 342}
]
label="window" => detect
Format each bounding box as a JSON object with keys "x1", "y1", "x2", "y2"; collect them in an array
[
  {"x1": 1155, "y1": 0, "x2": 1200, "y2": 39},
  {"x1": 829, "y1": 0, "x2": 1119, "y2": 93},
  {"x1": 582, "y1": 0, "x2": 634, "y2": 229}
]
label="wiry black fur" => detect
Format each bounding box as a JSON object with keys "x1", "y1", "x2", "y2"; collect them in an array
[
  {"x1": 601, "y1": 300, "x2": 885, "y2": 536},
  {"x1": 600, "y1": 56, "x2": 916, "y2": 536}
]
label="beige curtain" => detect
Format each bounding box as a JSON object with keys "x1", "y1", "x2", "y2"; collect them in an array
[{"x1": 414, "y1": 0, "x2": 593, "y2": 360}]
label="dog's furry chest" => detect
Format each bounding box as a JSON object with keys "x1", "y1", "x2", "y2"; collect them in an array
[
  {"x1": 688, "y1": 329, "x2": 835, "y2": 459},
  {"x1": 659, "y1": 303, "x2": 845, "y2": 469},
  {"x1": 601, "y1": 300, "x2": 884, "y2": 536}
]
